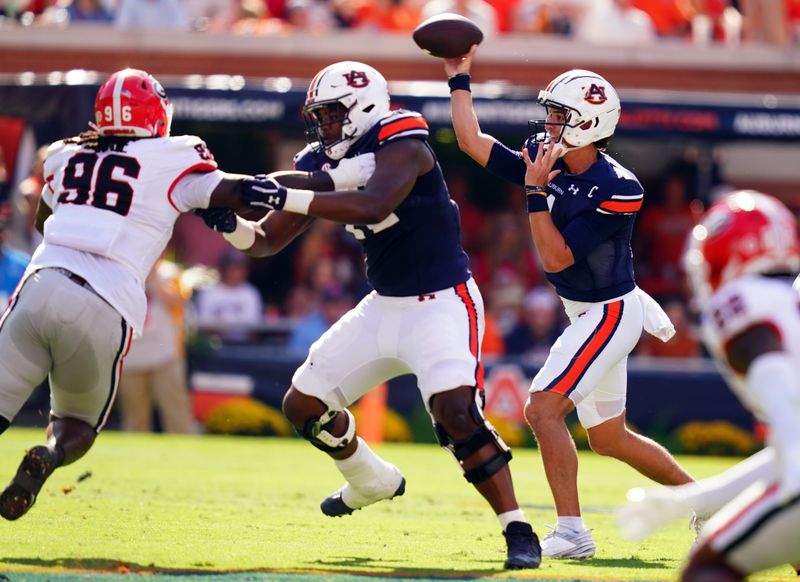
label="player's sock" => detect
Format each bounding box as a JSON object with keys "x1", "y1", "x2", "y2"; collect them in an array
[
  {"x1": 556, "y1": 515, "x2": 586, "y2": 533},
  {"x1": 498, "y1": 509, "x2": 526, "y2": 531},
  {"x1": 334, "y1": 437, "x2": 401, "y2": 497}
]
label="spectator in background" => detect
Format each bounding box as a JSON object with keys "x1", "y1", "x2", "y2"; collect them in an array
[
  {"x1": 511, "y1": 0, "x2": 576, "y2": 34},
  {"x1": 232, "y1": 0, "x2": 289, "y2": 34},
  {"x1": 194, "y1": 249, "x2": 263, "y2": 342},
  {"x1": 117, "y1": 257, "x2": 195, "y2": 433},
  {"x1": 740, "y1": 0, "x2": 790, "y2": 45},
  {"x1": 346, "y1": 0, "x2": 422, "y2": 32},
  {"x1": 0, "y1": 203, "x2": 30, "y2": 309},
  {"x1": 420, "y1": 0, "x2": 498, "y2": 36},
  {"x1": 574, "y1": 0, "x2": 656, "y2": 44},
  {"x1": 183, "y1": 0, "x2": 237, "y2": 31},
  {"x1": 115, "y1": 0, "x2": 189, "y2": 30},
  {"x1": 504, "y1": 287, "x2": 563, "y2": 361},
  {"x1": 471, "y1": 210, "x2": 541, "y2": 294},
  {"x1": 631, "y1": 0, "x2": 691, "y2": 37},
  {"x1": 10, "y1": 145, "x2": 46, "y2": 254},
  {"x1": 294, "y1": 220, "x2": 366, "y2": 298},
  {"x1": 287, "y1": 287, "x2": 354, "y2": 353},
  {"x1": 636, "y1": 299, "x2": 701, "y2": 358},
  {"x1": 284, "y1": 0, "x2": 335, "y2": 31},
  {"x1": 634, "y1": 172, "x2": 699, "y2": 302}
]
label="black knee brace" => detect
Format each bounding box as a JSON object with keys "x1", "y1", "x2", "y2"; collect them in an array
[
  {"x1": 301, "y1": 409, "x2": 356, "y2": 454},
  {"x1": 0, "y1": 415, "x2": 9, "y2": 435},
  {"x1": 434, "y1": 400, "x2": 512, "y2": 484}
]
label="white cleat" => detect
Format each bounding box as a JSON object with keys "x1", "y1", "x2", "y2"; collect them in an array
[{"x1": 541, "y1": 527, "x2": 596, "y2": 558}]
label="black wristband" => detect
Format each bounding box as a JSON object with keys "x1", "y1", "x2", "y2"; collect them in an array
[
  {"x1": 448, "y1": 74, "x2": 471, "y2": 93},
  {"x1": 527, "y1": 192, "x2": 549, "y2": 213}
]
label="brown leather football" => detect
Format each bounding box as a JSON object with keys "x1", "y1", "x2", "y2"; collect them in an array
[{"x1": 413, "y1": 13, "x2": 484, "y2": 59}]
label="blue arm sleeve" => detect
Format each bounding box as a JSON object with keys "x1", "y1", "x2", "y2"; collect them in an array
[
  {"x1": 561, "y1": 212, "x2": 630, "y2": 262},
  {"x1": 485, "y1": 141, "x2": 526, "y2": 185}
]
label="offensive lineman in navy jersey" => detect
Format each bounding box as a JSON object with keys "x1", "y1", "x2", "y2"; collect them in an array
[
  {"x1": 445, "y1": 47, "x2": 696, "y2": 558},
  {"x1": 198, "y1": 61, "x2": 541, "y2": 569}
]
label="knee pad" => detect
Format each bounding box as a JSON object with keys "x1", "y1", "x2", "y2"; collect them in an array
[
  {"x1": 0, "y1": 415, "x2": 9, "y2": 435},
  {"x1": 302, "y1": 408, "x2": 356, "y2": 453},
  {"x1": 434, "y1": 399, "x2": 512, "y2": 484}
]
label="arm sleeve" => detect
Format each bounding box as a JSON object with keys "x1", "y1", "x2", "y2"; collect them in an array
[
  {"x1": 561, "y1": 212, "x2": 629, "y2": 261},
  {"x1": 485, "y1": 141, "x2": 526, "y2": 185},
  {"x1": 170, "y1": 170, "x2": 225, "y2": 212}
]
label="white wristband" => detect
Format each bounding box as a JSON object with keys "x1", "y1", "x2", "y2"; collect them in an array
[
  {"x1": 283, "y1": 188, "x2": 315, "y2": 215},
  {"x1": 223, "y1": 216, "x2": 256, "y2": 250}
]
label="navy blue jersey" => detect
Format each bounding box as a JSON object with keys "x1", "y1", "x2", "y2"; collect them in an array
[
  {"x1": 486, "y1": 140, "x2": 643, "y2": 302},
  {"x1": 294, "y1": 110, "x2": 471, "y2": 296}
]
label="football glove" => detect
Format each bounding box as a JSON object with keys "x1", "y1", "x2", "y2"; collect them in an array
[
  {"x1": 616, "y1": 486, "x2": 692, "y2": 542},
  {"x1": 242, "y1": 174, "x2": 287, "y2": 211},
  {"x1": 195, "y1": 208, "x2": 237, "y2": 234}
]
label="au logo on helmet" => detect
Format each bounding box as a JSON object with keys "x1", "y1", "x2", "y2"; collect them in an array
[
  {"x1": 343, "y1": 71, "x2": 370, "y2": 88},
  {"x1": 583, "y1": 83, "x2": 608, "y2": 105}
]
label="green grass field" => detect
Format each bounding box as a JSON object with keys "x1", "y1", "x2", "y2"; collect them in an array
[{"x1": 0, "y1": 428, "x2": 795, "y2": 582}]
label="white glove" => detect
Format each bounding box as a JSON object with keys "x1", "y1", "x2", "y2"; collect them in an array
[
  {"x1": 324, "y1": 153, "x2": 376, "y2": 190},
  {"x1": 616, "y1": 486, "x2": 692, "y2": 542}
]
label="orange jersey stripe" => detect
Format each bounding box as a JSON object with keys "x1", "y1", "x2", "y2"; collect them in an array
[
  {"x1": 600, "y1": 199, "x2": 643, "y2": 213},
  {"x1": 378, "y1": 116, "x2": 428, "y2": 142},
  {"x1": 710, "y1": 482, "x2": 780, "y2": 544},
  {"x1": 548, "y1": 301, "x2": 622, "y2": 396}
]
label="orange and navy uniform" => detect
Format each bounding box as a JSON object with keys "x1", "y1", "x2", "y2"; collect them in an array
[
  {"x1": 294, "y1": 109, "x2": 472, "y2": 298},
  {"x1": 485, "y1": 140, "x2": 644, "y2": 303}
]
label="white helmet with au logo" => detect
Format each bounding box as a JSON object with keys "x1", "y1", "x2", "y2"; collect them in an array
[
  {"x1": 303, "y1": 61, "x2": 390, "y2": 160},
  {"x1": 529, "y1": 69, "x2": 621, "y2": 153}
]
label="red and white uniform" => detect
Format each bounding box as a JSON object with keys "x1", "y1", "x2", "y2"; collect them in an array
[
  {"x1": 699, "y1": 275, "x2": 800, "y2": 574},
  {"x1": 34, "y1": 135, "x2": 223, "y2": 336},
  {"x1": 0, "y1": 135, "x2": 223, "y2": 431}
]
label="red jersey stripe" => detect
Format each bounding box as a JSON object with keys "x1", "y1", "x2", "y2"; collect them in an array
[
  {"x1": 455, "y1": 282, "x2": 484, "y2": 391},
  {"x1": 378, "y1": 116, "x2": 428, "y2": 142},
  {"x1": 167, "y1": 163, "x2": 217, "y2": 212}
]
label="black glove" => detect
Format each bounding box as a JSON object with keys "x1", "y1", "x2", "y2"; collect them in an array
[
  {"x1": 242, "y1": 174, "x2": 287, "y2": 211},
  {"x1": 195, "y1": 207, "x2": 237, "y2": 233}
]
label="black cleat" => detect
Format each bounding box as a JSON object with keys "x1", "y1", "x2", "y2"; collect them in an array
[
  {"x1": 0, "y1": 446, "x2": 59, "y2": 521},
  {"x1": 503, "y1": 521, "x2": 542, "y2": 570},
  {"x1": 320, "y1": 477, "x2": 406, "y2": 517}
]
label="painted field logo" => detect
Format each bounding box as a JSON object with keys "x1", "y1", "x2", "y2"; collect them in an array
[
  {"x1": 343, "y1": 71, "x2": 369, "y2": 88},
  {"x1": 584, "y1": 83, "x2": 607, "y2": 105}
]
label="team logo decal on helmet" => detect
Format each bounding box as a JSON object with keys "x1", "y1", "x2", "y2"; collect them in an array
[
  {"x1": 528, "y1": 69, "x2": 621, "y2": 154},
  {"x1": 583, "y1": 84, "x2": 607, "y2": 105},
  {"x1": 303, "y1": 61, "x2": 390, "y2": 160},
  {"x1": 343, "y1": 71, "x2": 370, "y2": 88}
]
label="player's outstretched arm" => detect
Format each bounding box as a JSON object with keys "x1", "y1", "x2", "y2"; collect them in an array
[{"x1": 444, "y1": 45, "x2": 496, "y2": 166}]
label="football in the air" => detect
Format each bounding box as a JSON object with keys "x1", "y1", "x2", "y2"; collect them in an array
[{"x1": 412, "y1": 13, "x2": 484, "y2": 59}]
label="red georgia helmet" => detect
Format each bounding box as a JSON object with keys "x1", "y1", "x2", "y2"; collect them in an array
[
  {"x1": 684, "y1": 190, "x2": 800, "y2": 301},
  {"x1": 94, "y1": 68, "x2": 173, "y2": 138}
]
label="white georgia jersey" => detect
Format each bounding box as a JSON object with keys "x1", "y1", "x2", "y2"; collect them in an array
[
  {"x1": 701, "y1": 275, "x2": 800, "y2": 419},
  {"x1": 29, "y1": 134, "x2": 224, "y2": 335}
]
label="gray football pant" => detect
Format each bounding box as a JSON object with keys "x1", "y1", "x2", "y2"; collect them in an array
[{"x1": 0, "y1": 268, "x2": 130, "y2": 432}]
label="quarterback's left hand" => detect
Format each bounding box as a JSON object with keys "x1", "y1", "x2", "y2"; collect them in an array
[{"x1": 242, "y1": 174, "x2": 287, "y2": 211}]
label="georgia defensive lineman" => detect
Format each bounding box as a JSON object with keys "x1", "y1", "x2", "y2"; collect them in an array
[
  {"x1": 618, "y1": 190, "x2": 800, "y2": 581},
  {"x1": 0, "y1": 68, "x2": 333, "y2": 521},
  {"x1": 198, "y1": 61, "x2": 541, "y2": 569}
]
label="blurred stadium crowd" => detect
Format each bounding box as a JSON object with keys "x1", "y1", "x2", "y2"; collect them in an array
[
  {"x1": 0, "y1": 0, "x2": 798, "y2": 46},
  {"x1": 0, "y1": 135, "x2": 760, "y2": 364}
]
